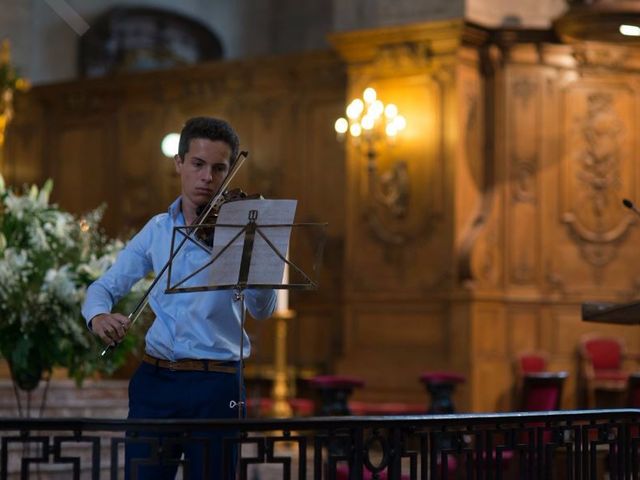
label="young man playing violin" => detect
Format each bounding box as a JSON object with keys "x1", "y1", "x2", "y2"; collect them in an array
[{"x1": 82, "y1": 117, "x2": 276, "y2": 480}]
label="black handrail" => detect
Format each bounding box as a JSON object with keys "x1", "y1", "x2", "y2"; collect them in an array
[{"x1": 1, "y1": 409, "x2": 639, "y2": 479}]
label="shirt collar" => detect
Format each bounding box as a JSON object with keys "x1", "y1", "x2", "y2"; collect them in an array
[{"x1": 168, "y1": 196, "x2": 183, "y2": 222}]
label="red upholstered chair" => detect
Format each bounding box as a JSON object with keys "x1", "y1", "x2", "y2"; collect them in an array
[
  {"x1": 520, "y1": 372, "x2": 568, "y2": 411},
  {"x1": 513, "y1": 350, "x2": 550, "y2": 408},
  {"x1": 516, "y1": 351, "x2": 548, "y2": 375},
  {"x1": 579, "y1": 335, "x2": 630, "y2": 408}
]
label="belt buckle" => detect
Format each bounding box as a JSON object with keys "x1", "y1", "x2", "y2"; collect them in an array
[{"x1": 168, "y1": 361, "x2": 178, "y2": 371}]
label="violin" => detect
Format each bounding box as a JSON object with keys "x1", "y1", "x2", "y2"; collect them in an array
[{"x1": 195, "y1": 188, "x2": 263, "y2": 245}]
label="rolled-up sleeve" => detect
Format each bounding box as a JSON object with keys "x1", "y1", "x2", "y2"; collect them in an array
[{"x1": 244, "y1": 289, "x2": 277, "y2": 320}]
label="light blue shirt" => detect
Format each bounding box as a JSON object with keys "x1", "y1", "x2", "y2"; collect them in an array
[{"x1": 82, "y1": 197, "x2": 277, "y2": 361}]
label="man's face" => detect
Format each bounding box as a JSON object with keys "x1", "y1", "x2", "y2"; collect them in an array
[{"x1": 174, "y1": 138, "x2": 231, "y2": 211}]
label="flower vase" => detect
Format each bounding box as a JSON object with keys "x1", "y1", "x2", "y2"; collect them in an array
[{"x1": 9, "y1": 359, "x2": 43, "y2": 392}]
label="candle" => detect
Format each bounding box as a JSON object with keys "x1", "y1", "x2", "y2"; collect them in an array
[{"x1": 276, "y1": 257, "x2": 289, "y2": 313}]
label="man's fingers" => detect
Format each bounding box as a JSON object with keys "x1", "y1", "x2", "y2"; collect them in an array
[
  {"x1": 115, "y1": 314, "x2": 131, "y2": 329},
  {"x1": 92, "y1": 314, "x2": 128, "y2": 345},
  {"x1": 99, "y1": 330, "x2": 114, "y2": 345},
  {"x1": 106, "y1": 325, "x2": 118, "y2": 340},
  {"x1": 113, "y1": 322, "x2": 125, "y2": 337},
  {"x1": 101, "y1": 330, "x2": 120, "y2": 346}
]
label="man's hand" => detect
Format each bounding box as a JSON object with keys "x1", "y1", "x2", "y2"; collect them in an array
[{"x1": 91, "y1": 313, "x2": 131, "y2": 346}]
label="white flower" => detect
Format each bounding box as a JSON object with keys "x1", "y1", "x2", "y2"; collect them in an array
[
  {"x1": 0, "y1": 177, "x2": 144, "y2": 384},
  {"x1": 53, "y1": 212, "x2": 74, "y2": 242},
  {"x1": 38, "y1": 179, "x2": 53, "y2": 206},
  {"x1": 77, "y1": 249, "x2": 120, "y2": 279},
  {"x1": 105, "y1": 239, "x2": 125, "y2": 255},
  {"x1": 28, "y1": 223, "x2": 49, "y2": 251},
  {"x1": 0, "y1": 248, "x2": 30, "y2": 299},
  {"x1": 4, "y1": 193, "x2": 31, "y2": 220},
  {"x1": 43, "y1": 266, "x2": 79, "y2": 304},
  {"x1": 28, "y1": 184, "x2": 38, "y2": 201}
]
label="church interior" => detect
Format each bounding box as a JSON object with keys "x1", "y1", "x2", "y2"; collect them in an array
[{"x1": 2, "y1": 0, "x2": 640, "y2": 477}]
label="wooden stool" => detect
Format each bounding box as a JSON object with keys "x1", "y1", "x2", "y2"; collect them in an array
[
  {"x1": 309, "y1": 375, "x2": 365, "y2": 415},
  {"x1": 419, "y1": 371, "x2": 465, "y2": 414}
]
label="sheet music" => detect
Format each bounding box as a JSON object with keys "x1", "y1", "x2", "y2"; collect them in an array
[{"x1": 209, "y1": 199, "x2": 297, "y2": 287}]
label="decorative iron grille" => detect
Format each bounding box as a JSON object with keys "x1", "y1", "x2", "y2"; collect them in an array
[{"x1": 1, "y1": 409, "x2": 639, "y2": 479}]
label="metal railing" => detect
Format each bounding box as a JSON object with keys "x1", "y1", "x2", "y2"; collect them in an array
[{"x1": 1, "y1": 409, "x2": 639, "y2": 479}]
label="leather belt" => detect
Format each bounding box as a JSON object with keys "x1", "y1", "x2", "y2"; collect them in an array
[{"x1": 143, "y1": 353, "x2": 237, "y2": 373}]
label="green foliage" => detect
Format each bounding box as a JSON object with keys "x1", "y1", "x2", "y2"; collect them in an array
[{"x1": 0, "y1": 175, "x2": 151, "y2": 389}]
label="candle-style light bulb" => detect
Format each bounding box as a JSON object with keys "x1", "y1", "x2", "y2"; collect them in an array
[{"x1": 363, "y1": 87, "x2": 377, "y2": 104}]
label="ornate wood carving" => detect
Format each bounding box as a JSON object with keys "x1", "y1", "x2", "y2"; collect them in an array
[
  {"x1": 561, "y1": 89, "x2": 634, "y2": 271},
  {"x1": 356, "y1": 63, "x2": 452, "y2": 263},
  {"x1": 456, "y1": 61, "x2": 497, "y2": 287},
  {"x1": 507, "y1": 72, "x2": 541, "y2": 285}
]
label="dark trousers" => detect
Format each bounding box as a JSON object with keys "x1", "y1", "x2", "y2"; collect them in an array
[{"x1": 125, "y1": 361, "x2": 243, "y2": 480}]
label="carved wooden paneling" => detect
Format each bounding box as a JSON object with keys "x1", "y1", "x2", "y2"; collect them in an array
[
  {"x1": 472, "y1": 360, "x2": 513, "y2": 411},
  {"x1": 472, "y1": 303, "x2": 507, "y2": 357},
  {"x1": 344, "y1": 68, "x2": 454, "y2": 298},
  {"x1": 469, "y1": 303, "x2": 509, "y2": 411},
  {"x1": 338, "y1": 303, "x2": 453, "y2": 403},
  {"x1": 534, "y1": 70, "x2": 640, "y2": 295},
  {"x1": 2, "y1": 95, "x2": 44, "y2": 188},
  {"x1": 48, "y1": 118, "x2": 120, "y2": 228},
  {"x1": 117, "y1": 106, "x2": 169, "y2": 232},
  {"x1": 350, "y1": 308, "x2": 447, "y2": 351},
  {"x1": 505, "y1": 68, "x2": 543, "y2": 286},
  {"x1": 455, "y1": 50, "x2": 502, "y2": 289},
  {"x1": 507, "y1": 307, "x2": 541, "y2": 356},
  {"x1": 559, "y1": 79, "x2": 636, "y2": 279}
]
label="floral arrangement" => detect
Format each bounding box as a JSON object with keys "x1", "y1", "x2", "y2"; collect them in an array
[{"x1": 0, "y1": 175, "x2": 150, "y2": 390}]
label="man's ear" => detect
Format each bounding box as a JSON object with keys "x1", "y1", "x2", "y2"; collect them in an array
[{"x1": 173, "y1": 154, "x2": 183, "y2": 174}]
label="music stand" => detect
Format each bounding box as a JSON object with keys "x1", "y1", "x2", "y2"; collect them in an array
[
  {"x1": 581, "y1": 301, "x2": 640, "y2": 325},
  {"x1": 164, "y1": 198, "x2": 326, "y2": 418}
]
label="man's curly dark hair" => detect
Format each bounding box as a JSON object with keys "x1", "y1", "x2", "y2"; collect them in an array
[{"x1": 178, "y1": 117, "x2": 240, "y2": 165}]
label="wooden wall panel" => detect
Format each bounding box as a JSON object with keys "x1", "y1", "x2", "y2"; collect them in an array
[
  {"x1": 117, "y1": 106, "x2": 169, "y2": 231},
  {"x1": 507, "y1": 307, "x2": 541, "y2": 355},
  {"x1": 504, "y1": 67, "x2": 543, "y2": 288},
  {"x1": 339, "y1": 303, "x2": 452, "y2": 403},
  {"x1": 48, "y1": 119, "x2": 119, "y2": 227},
  {"x1": 3, "y1": 97, "x2": 43, "y2": 188},
  {"x1": 344, "y1": 70, "x2": 453, "y2": 298},
  {"x1": 455, "y1": 48, "x2": 498, "y2": 288},
  {"x1": 351, "y1": 308, "x2": 446, "y2": 351},
  {"x1": 555, "y1": 77, "x2": 638, "y2": 292}
]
